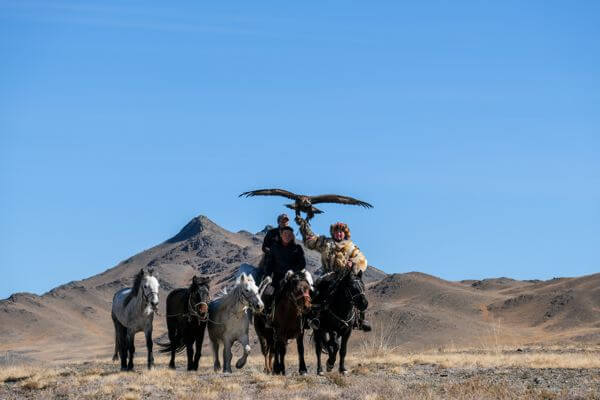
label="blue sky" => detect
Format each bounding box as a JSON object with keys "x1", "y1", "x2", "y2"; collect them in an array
[{"x1": 1, "y1": 1, "x2": 599, "y2": 298}]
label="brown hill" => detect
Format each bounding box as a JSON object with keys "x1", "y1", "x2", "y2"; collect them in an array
[{"x1": 1, "y1": 215, "x2": 599, "y2": 362}]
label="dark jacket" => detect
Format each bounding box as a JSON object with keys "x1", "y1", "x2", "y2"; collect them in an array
[
  {"x1": 265, "y1": 241, "x2": 306, "y2": 287},
  {"x1": 262, "y1": 227, "x2": 282, "y2": 254}
]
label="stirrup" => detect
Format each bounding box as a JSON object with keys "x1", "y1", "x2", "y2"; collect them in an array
[{"x1": 358, "y1": 320, "x2": 372, "y2": 332}]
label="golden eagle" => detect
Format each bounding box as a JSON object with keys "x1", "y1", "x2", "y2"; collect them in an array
[{"x1": 239, "y1": 188, "x2": 373, "y2": 221}]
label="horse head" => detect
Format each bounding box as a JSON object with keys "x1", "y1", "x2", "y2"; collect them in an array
[
  {"x1": 141, "y1": 268, "x2": 160, "y2": 312},
  {"x1": 237, "y1": 273, "x2": 264, "y2": 312},
  {"x1": 334, "y1": 271, "x2": 369, "y2": 311},
  {"x1": 284, "y1": 270, "x2": 312, "y2": 311},
  {"x1": 343, "y1": 270, "x2": 368, "y2": 311},
  {"x1": 190, "y1": 275, "x2": 210, "y2": 321}
]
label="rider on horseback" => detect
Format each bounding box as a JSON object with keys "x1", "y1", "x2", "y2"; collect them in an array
[
  {"x1": 261, "y1": 226, "x2": 306, "y2": 326},
  {"x1": 295, "y1": 215, "x2": 372, "y2": 332}
]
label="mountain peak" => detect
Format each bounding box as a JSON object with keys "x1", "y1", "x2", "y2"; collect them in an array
[{"x1": 166, "y1": 215, "x2": 220, "y2": 243}]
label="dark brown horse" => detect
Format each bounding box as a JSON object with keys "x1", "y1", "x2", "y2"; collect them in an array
[
  {"x1": 158, "y1": 275, "x2": 210, "y2": 370},
  {"x1": 254, "y1": 270, "x2": 312, "y2": 375}
]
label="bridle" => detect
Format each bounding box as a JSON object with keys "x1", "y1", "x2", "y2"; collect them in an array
[
  {"x1": 142, "y1": 287, "x2": 160, "y2": 312},
  {"x1": 239, "y1": 284, "x2": 262, "y2": 311},
  {"x1": 187, "y1": 291, "x2": 209, "y2": 322},
  {"x1": 282, "y1": 275, "x2": 312, "y2": 312}
]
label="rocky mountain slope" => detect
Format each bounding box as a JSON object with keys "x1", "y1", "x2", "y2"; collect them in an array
[{"x1": 1, "y1": 215, "x2": 598, "y2": 361}]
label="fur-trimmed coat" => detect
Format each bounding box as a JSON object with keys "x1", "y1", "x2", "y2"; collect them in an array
[{"x1": 297, "y1": 219, "x2": 367, "y2": 275}]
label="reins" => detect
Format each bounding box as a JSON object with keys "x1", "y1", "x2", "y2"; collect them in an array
[{"x1": 312, "y1": 272, "x2": 365, "y2": 329}]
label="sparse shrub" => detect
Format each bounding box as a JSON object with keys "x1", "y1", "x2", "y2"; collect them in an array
[{"x1": 360, "y1": 312, "x2": 402, "y2": 357}]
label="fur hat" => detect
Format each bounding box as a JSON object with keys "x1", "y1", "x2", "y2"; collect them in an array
[{"x1": 330, "y1": 222, "x2": 350, "y2": 239}]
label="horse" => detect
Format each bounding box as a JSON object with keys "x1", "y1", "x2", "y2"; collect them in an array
[
  {"x1": 207, "y1": 272, "x2": 264, "y2": 373},
  {"x1": 312, "y1": 270, "x2": 368, "y2": 375},
  {"x1": 254, "y1": 270, "x2": 312, "y2": 375},
  {"x1": 111, "y1": 268, "x2": 160, "y2": 371},
  {"x1": 158, "y1": 275, "x2": 211, "y2": 370}
]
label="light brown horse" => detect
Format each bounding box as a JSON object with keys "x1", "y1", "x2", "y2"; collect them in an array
[{"x1": 255, "y1": 270, "x2": 312, "y2": 375}]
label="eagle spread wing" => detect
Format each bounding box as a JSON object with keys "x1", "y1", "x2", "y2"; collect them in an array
[
  {"x1": 309, "y1": 194, "x2": 373, "y2": 208},
  {"x1": 239, "y1": 188, "x2": 299, "y2": 201}
]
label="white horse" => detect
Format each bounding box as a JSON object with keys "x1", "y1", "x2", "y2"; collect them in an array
[
  {"x1": 208, "y1": 272, "x2": 264, "y2": 373},
  {"x1": 111, "y1": 268, "x2": 160, "y2": 371}
]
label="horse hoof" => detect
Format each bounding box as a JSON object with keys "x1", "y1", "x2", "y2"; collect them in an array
[
  {"x1": 340, "y1": 369, "x2": 349, "y2": 375},
  {"x1": 169, "y1": 364, "x2": 176, "y2": 370},
  {"x1": 112, "y1": 355, "x2": 119, "y2": 362},
  {"x1": 299, "y1": 370, "x2": 307, "y2": 376},
  {"x1": 326, "y1": 363, "x2": 334, "y2": 372},
  {"x1": 235, "y1": 359, "x2": 246, "y2": 369},
  {"x1": 317, "y1": 370, "x2": 324, "y2": 376}
]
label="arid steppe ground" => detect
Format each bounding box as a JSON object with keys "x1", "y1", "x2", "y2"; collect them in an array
[{"x1": 3, "y1": 345, "x2": 600, "y2": 400}]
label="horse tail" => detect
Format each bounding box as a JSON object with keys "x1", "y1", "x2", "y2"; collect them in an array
[
  {"x1": 157, "y1": 339, "x2": 186, "y2": 354},
  {"x1": 157, "y1": 320, "x2": 186, "y2": 354}
]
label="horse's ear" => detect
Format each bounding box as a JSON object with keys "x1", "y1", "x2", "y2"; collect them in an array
[
  {"x1": 198, "y1": 276, "x2": 210, "y2": 286},
  {"x1": 239, "y1": 273, "x2": 247, "y2": 283},
  {"x1": 147, "y1": 267, "x2": 155, "y2": 276},
  {"x1": 192, "y1": 275, "x2": 199, "y2": 284},
  {"x1": 356, "y1": 270, "x2": 363, "y2": 280}
]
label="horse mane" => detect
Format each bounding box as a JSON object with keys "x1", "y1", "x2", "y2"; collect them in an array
[{"x1": 124, "y1": 269, "x2": 144, "y2": 307}]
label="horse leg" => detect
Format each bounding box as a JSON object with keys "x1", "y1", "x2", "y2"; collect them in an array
[
  {"x1": 186, "y1": 339, "x2": 195, "y2": 371},
  {"x1": 223, "y1": 339, "x2": 233, "y2": 373},
  {"x1": 297, "y1": 332, "x2": 307, "y2": 375},
  {"x1": 211, "y1": 340, "x2": 221, "y2": 372},
  {"x1": 192, "y1": 325, "x2": 205, "y2": 371},
  {"x1": 273, "y1": 338, "x2": 286, "y2": 376},
  {"x1": 326, "y1": 332, "x2": 338, "y2": 372},
  {"x1": 111, "y1": 314, "x2": 119, "y2": 362},
  {"x1": 257, "y1": 335, "x2": 269, "y2": 373},
  {"x1": 268, "y1": 347, "x2": 274, "y2": 374},
  {"x1": 235, "y1": 334, "x2": 250, "y2": 369},
  {"x1": 127, "y1": 330, "x2": 135, "y2": 371},
  {"x1": 111, "y1": 312, "x2": 122, "y2": 364},
  {"x1": 167, "y1": 318, "x2": 177, "y2": 369},
  {"x1": 315, "y1": 332, "x2": 323, "y2": 376},
  {"x1": 145, "y1": 326, "x2": 154, "y2": 370},
  {"x1": 116, "y1": 321, "x2": 128, "y2": 371},
  {"x1": 279, "y1": 339, "x2": 287, "y2": 376},
  {"x1": 272, "y1": 334, "x2": 280, "y2": 375},
  {"x1": 338, "y1": 331, "x2": 350, "y2": 375}
]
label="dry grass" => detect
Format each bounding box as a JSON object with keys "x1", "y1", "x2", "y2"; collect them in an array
[
  {"x1": 357, "y1": 349, "x2": 600, "y2": 369},
  {"x1": 2, "y1": 348, "x2": 600, "y2": 399}
]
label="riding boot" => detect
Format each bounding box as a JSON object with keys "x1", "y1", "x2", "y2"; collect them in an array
[
  {"x1": 356, "y1": 310, "x2": 372, "y2": 332},
  {"x1": 265, "y1": 298, "x2": 276, "y2": 329}
]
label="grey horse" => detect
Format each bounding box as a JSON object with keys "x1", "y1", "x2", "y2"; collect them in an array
[
  {"x1": 208, "y1": 272, "x2": 265, "y2": 373},
  {"x1": 111, "y1": 268, "x2": 160, "y2": 371}
]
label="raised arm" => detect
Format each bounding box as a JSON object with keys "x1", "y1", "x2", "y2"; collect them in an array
[{"x1": 295, "y1": 216, "x2": 329, "y2": 252}]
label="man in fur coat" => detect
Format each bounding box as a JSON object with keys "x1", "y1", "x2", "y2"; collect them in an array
[{"x1": 295, "y1": 215, "x2": 371, "y2": 331}]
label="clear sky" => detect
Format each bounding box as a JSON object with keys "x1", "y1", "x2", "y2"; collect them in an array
[{"x1": 1, "y1": 1, "x2": 599, "y2": 299}]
